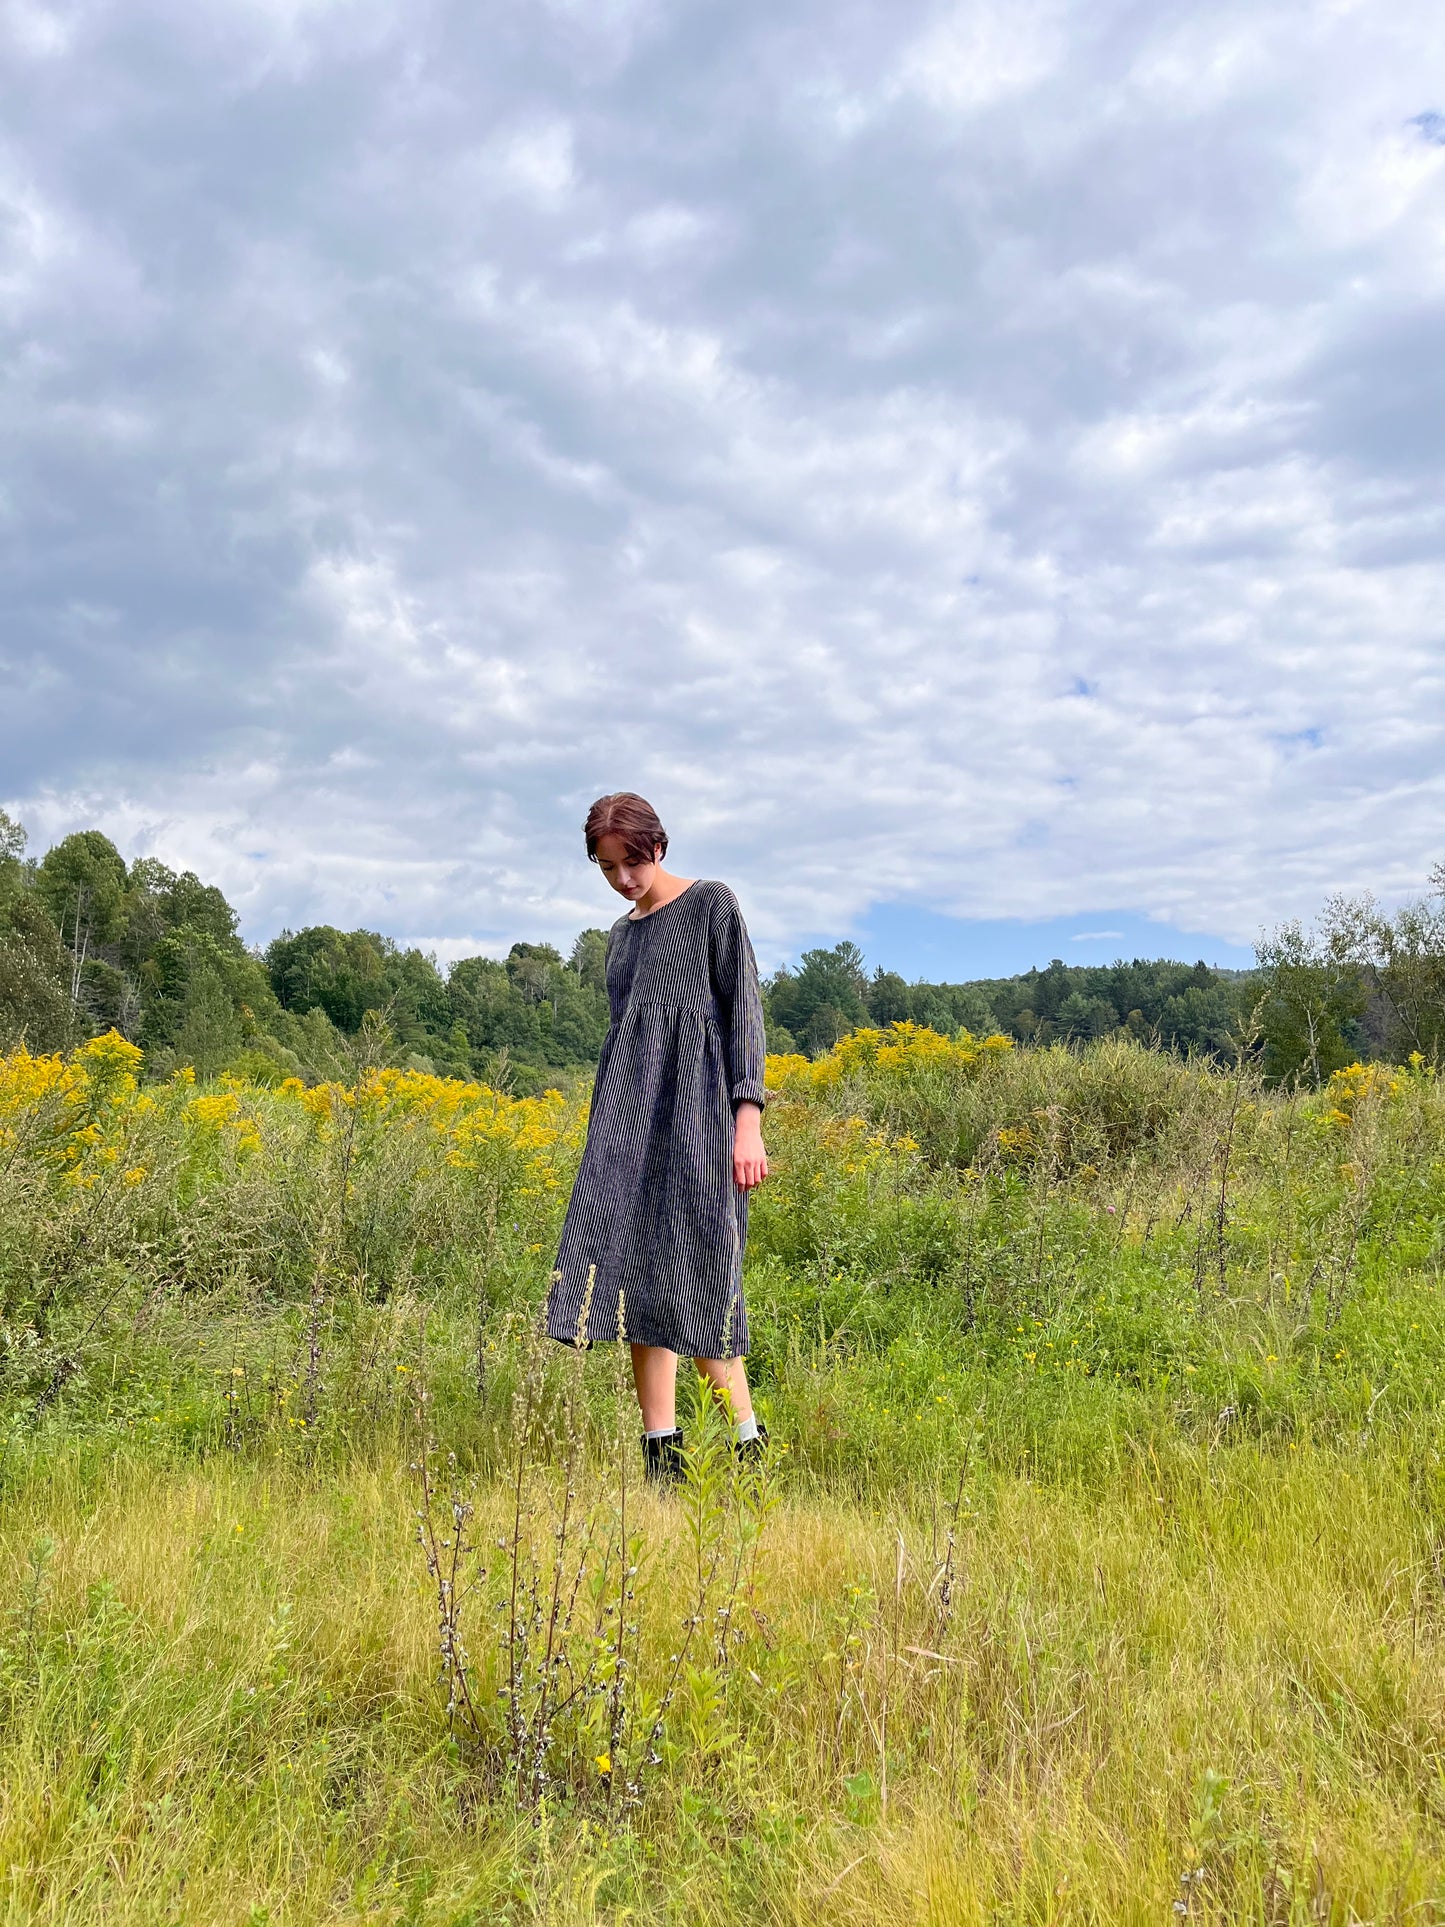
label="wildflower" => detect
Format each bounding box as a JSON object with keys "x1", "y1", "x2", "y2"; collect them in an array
[
  {"x1": 1326, "y1": 1061, "x2": 1401, "y2": 1123},
  {"x1": 77, "y1": 1030, "x2": 144, "y2": 1082},
  {"x1": 594, "y1": 1753, "x2": 611, "y2": 1775}
]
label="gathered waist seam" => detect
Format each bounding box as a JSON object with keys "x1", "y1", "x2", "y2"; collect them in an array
[{"x1": 612, "y1": 998, "x2": 720, "y2": 1021}]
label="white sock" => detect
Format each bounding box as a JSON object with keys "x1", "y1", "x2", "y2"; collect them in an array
[
  {"x1": 734, "y1": 1415, "x2": 760, "y2": 1444},
  {"x1": 644, "y1": 1425, "x2": 678, "y2": 1441}
]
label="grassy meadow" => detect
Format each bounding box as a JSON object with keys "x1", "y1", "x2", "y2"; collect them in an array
[{"x1": 3, "y1": 1023, "x2": 1445, "y2": 1922}]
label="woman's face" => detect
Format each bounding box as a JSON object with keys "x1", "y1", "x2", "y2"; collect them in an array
[{"x1": 593, "y1": 832, "x2": 661, "y2": 904}]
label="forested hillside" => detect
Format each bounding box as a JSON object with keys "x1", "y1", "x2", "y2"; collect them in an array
[
  {"x1": 764, "y1": 940, "x2": 1241, "y2": 1058},
  {"x1": 3, "y1": 809, "x2": 1443, "y2": 1087},
  {"x1": 0, "y1": 812, "x2": 610, "y2": 1091}
]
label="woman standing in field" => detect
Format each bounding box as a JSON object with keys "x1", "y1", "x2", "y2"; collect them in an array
[{"x1": 547, "y1": 792, "x2": 770, "y2": 1482}]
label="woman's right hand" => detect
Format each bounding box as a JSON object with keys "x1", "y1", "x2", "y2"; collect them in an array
[{"x1": 733, "y1": 1103, "x2": 768, "y2": 1190}]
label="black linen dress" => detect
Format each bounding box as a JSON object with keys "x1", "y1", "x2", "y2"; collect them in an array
[{"x1": 547, "y1": 879, "x2": 768, "y2": 1359}]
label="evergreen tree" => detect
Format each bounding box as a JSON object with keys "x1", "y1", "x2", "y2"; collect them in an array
[
  {"x1": 0, "y1": 812, "x2": 75, "y2": 1052},
  {"x1": 34, "y1": 831, "x2": 129, "y2": 1012},
  {"x1": 1056, "y1": 990, "x2": 1118, "y2": 1042},
  {"x1": 569, "y1": 928, "x2": 609, "y2": 994},
  {"x1": 766, "y1": 942, "x2": 869, "y2": 1056},
  {"x1": 866, "y1": 968, "x2": 912, "y2": 1026},
  {"x1": 1158, "y1": 983, "x2": 1239, "y2": 1057}
]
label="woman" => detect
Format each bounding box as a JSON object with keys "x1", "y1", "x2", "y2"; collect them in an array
[{"x1": 547, "y1": 792, "x2": 769, "y2": 1481}]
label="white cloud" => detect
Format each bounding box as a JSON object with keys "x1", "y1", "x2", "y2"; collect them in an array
[
  {"x1": 0, "y1": 155, "x2": 71, "y2": 317},
  {"x1": 490, "y1": 117, "x2": 577, "y2": 206},
  {"x1": 1, "y1": 1, "x2": 75, "y2": 59},
  {"x1": 4, "y1": 0, "x2": 1445, "y2": 968},
  {"x1": 892, "y1": 0, "x2": 1066, "y2": 113}
]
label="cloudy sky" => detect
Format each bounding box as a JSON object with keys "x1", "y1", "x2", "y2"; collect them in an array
[{"x1": 3, "y1": 0, "x2": 1444, "y2": 977}]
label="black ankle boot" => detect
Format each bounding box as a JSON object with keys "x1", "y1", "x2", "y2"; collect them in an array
[
  {"x1": 735, "y1": 1420, "x2": 770, "y2": 1463},
  {"x1": 642, "y1": 1428, "x2": 685, "y2": 1484}
]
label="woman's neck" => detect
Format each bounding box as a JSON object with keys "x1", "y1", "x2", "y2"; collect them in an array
[{"x1": 630, "y1": 869, "x2": 696, "y2": 918}]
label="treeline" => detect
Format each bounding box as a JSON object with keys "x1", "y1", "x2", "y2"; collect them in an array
[
  {"x1": 764, "y1": 942, "x2": 1239, "y2": 1059},
  {"x1": 0, "y1": 814, "x2": 610, "y2": 1092},
  {"x1": 1252, "y1": 882, "x2": 1445, "y2": 1083},
  {"x1": 766, "y1": 864, "x2": 1445, "y2": 1084},
  {"x1": 3, "y1": 811, "x2": 1444, "y2": 1087}
]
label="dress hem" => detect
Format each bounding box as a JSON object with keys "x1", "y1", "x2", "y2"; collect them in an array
[{"x1": 545, "y1": 1325, "x2": 749, "y2": 1361}]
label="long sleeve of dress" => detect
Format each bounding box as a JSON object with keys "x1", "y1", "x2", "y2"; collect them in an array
[{"x1": 709, "y1": 887, "x2": 768, "y2": 1111}]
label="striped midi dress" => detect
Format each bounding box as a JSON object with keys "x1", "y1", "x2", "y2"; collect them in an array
[{"x1": 546, "y1": 879, "x2": 768, "y2": 1359}]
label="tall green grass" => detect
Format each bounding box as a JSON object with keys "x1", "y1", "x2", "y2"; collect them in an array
[{"x1": 2, "y1": 1030, "x2": 1445, "y2": 1919}]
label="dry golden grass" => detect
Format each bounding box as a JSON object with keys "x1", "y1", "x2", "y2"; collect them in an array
[{"x1": 1, "y1": 1433, "x2": 1443, "y2": 1924}]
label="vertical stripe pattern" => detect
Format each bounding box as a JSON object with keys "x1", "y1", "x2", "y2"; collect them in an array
[{"x1": 546, "y1": 879, "x2": 767, "y2": 1360}]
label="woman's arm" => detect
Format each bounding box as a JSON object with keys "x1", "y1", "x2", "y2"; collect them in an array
[
  {"x1": 733, "y1": 1099, "x2": 767, "y2": 1191},
  {"x1": 710, "y1": 887, "x2": 769, "y2": 1191}
]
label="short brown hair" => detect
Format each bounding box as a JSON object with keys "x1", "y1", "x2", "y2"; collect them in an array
[{"x1": 584, "y1": 792, "x2": 669, "y2": 864}]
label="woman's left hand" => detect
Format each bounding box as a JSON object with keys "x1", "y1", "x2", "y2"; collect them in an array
[{"x1": 733, "y1": 1102, "x2": 769, "y2": 1191}]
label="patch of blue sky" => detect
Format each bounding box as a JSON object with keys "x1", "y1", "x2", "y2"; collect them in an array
[
  {"x1": 777, "y1": 902, "x2": 1259, "y2": 983},
  {"x1": 1273, "y1": 726, "x2": 1325, "y2": 753}
]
